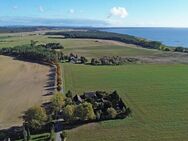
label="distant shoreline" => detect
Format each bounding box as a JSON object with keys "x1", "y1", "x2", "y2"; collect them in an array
[{"x1": 100, "y1": 27, "x2": 188, "y2": 48}]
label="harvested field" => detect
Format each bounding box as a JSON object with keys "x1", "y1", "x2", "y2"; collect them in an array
[{"x1": 0, "y1": 56, "x2": 52, "y2": 129}]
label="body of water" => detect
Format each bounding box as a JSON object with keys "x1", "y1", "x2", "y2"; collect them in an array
[{"x1": 102, "y1": 28, "x2": 188, "y2": 48}]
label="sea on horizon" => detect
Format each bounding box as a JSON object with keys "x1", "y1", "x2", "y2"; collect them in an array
[{"x1": 101, "y1": 27, "x2": 188, "y2": 48}]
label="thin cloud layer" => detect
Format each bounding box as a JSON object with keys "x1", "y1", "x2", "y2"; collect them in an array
[{"x1": 0, "y1": 17, "x2": 108, "y2": 27}]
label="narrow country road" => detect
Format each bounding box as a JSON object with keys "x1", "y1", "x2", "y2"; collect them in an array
[
  {"x1": 55, "y1": 119, "x2": 64, "y2": 141},
  {"x1": 55, "y1": 132, "x2": 61, "y2": 141}
]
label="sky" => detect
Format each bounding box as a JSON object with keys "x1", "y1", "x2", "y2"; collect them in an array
[{"x1": 0, "y1": 0, "x2": 188, "y2": 27}]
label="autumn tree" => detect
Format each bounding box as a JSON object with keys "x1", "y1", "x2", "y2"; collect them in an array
[
  {"x1": 107, "y1": 107, "x2": 117, "y2": 119},
  {"x1": 51, "y1": 93, "x2": 65, "y2": 114},
  {"x1": 23, "y1": 106, "x2": 47, "y2": 130},
  {"x1": 63, "y1": 105, "x2": 75, "y2": 122},
  {"x1": 75, "y1": 102, "x2": 96, "y2": 121}
]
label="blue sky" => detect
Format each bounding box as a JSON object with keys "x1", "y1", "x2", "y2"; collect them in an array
[{"x1": 0, "y1": 0, "x2": 188, "y2": 27}]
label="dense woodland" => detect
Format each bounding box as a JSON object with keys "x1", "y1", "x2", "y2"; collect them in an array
[{"x1": 46, "y1": 30, "x2": 165, "y2": 50}]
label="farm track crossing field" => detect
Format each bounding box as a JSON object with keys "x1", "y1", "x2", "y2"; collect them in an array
[
  {"x1": 62, "y1": 63, "x2": 188, "y2": 141},
  {"x1": 0, "y1": 56, "x2": 51, "y2": 129}
]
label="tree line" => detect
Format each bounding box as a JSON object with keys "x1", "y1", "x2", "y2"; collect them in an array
[
  {"x1": 56, "y1": 63, "x2": 63, "y2": 92},
  {"x1": 91, "y1": 56, "x2": 139, "y2": 65},
  {"x1": 0, "y1": 43, "x2": 65, "y2": 64},
  {"x1": 46, "y1": 30, "x2": 166, "y2": 50}
]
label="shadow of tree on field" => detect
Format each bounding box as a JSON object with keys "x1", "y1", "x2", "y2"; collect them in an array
[{"x1": 43, "y1": 66, "x2": 56, "y2": 97}]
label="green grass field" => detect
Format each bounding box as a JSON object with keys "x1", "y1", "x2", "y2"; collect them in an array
[{"x1": 62, "y1": 63, "x2": 188, "y2": 141}]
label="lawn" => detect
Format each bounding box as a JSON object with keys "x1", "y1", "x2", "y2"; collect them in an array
[{"x1": 62, "y1": 63, "x2": 188, "y2": 141}]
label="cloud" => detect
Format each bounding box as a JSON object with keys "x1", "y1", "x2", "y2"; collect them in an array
[
  {"x1": 39, "y1": 6, "x2": 44, "y2": 12},
  {"x1": 69, "y1": 9, "x2": 75, "y2": 14},
  {"x1": 109, "y1": 7, "x2": 128, "y2": 18},
  {"x1": 0, "y1": 17, "x2": 108, "y2": 27}
]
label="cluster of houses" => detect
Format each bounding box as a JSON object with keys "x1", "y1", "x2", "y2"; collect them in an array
[{"x1": 72, "y1": 91, "x2": 131, "y2": 120}]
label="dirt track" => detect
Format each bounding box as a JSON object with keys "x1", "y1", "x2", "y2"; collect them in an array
[{"x1": 0, "y1": 56, "x2": 51, "y2": 129}]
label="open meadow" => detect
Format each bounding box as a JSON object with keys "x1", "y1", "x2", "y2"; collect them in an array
[
  {"x1": 0, "y1": 56, "x2": 51, "y2": 129},
  {"x1": 62, "y1": 63, "x2": 188, "y2": 141}
]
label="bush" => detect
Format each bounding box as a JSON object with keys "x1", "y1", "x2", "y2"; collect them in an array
[
  {"x1": 51, "y1": 93, "x2": 65, "y2": 113},
  {"x1": 107, "y1": 108, "x2": 117, "y2": 119},
  {"x1": 42, "y1": 43, "x2": 64, "y2": 49},
  {"x1": 91, "y1": 56, "x2": 139, "y2": 66},
  {"x1": 23, "y1": 106, "x2": 47, "y2": 130},
  {"x1": 0, "y1": 132, "x2": 7, "y2": 140},
  {"x1": 65, "y1": 90, "x2": 73, "y2": 98},
  {"x1": 57, "y1": 84, "x2": 62, "y2": 91},
  {"x1": 160, "y1": 45, "x2": 170, "y2": 51},
  {"x1": 75, "y1": 102, "x2": 96, "y2": 121},
  {"x1": 80, "y1": 56, "x2": 88, "y2": 64},
  {"x1": 174, "y1": 47, "x2": 184, "y2": 52},
  {"x1": 91, "y1": 58, "x2": 100, "y2": 65},
  {"x1": 63, "y1": 105, "x2": 76, "y2": 122},
  {"x1": 57, "y1": 77, "x2": 62, "y2": 85}
]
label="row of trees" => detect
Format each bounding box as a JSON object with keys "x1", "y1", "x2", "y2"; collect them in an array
[
  {"x1": 59, "y1": 53, "x2": 139, "y2": 66},
  {"x1": 39, "y1": 43, "x2": 64, "y2": 49},
  {"x1": 56, "y1": 63, "x2": 62, "y2": 91},
  {"x1": 0, "y1": 40, "x2": 67, "y2": 65},
  {"x1": 0, "y1": 45, "x2": 60, "y2": 63},
  {"x1": 174, "y1": 46, "x2": 188, "y2": 53},
  {"x1": 46, "y1": 30, "x2": 164, "y2": 50},
  {"x1": 91, "y1": 56, "x2": 139, "y2": 65}
]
